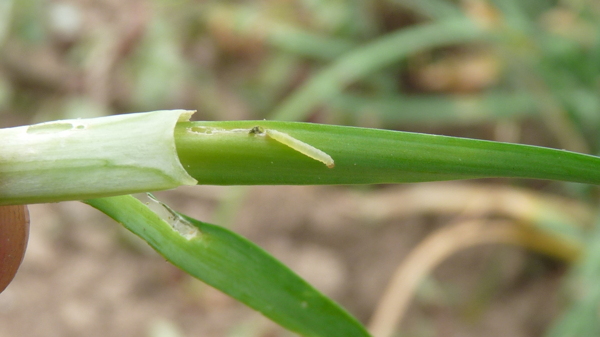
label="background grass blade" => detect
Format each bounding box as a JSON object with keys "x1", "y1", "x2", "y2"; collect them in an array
[
  {"x1": 329, "y1": 92, "x2": 538, "y2": 125},
  {"x1": 175, "y1": 121, "x2": 600, "y2": 186},
  {"x1": 85, "y1": 195, "x2": 371, "y2": 337},
  {"x1": 546, "y1": 213, "x2": 600, "y2": 337},
  {"x1": 270, "y1": 18, "x2": 487, "y2": 121}
]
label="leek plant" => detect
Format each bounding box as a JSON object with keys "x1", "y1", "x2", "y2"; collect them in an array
[
  {"x1": 2, "y1": 109, "x2": 600, "y2": 337},
  {"x1": 2, "y1": 0, "x2": 600, "y2": 335}
]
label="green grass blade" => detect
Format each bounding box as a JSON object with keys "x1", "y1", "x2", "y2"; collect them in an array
[
  {"x1": 268, "y1": 24, "x2": 357, "y2": 60},
  {"x1": 546, "y1": 217, "x2": 600, "y2": 337},
  {"x1": 387, "y1": 0, "x2": 464, "y2": 20},
  {"x1": 175, "y1": 121, "x2": 600, "y2": 185},
  {"x1": 270, "y1": 18, "x2": 487, "y2": 121},
  {"x1": 84, "y1": 195, "x2": 371, "y2": 337},
  {"x1": 329, "y1": 92, "x2": 538, "y2": 125},
  {"x1": 206, "y1": 5, "x2": 356, "y2": 60}
]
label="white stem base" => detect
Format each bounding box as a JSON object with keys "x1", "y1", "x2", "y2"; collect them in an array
[{"x1": 0, "y1": 110, "x2": 197, "y2": 205}]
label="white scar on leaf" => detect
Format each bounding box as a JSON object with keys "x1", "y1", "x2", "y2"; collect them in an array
[
  {"x1": 145, "y1": 193, "x2": 199, "y2": 240},
  {"x1": 249, "y1": 126, "x2": 335, "y2": 168}
]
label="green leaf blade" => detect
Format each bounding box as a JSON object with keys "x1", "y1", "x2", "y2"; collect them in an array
[
  {"x1": 85, "y1": 195, "x2": 371, "y2": 337},
  {"x1": 270, "y1": 18, "x2": 487, "y2": 121},
  {"x1": 176, "y1": 121, "x2": 600, "y2": 186}
]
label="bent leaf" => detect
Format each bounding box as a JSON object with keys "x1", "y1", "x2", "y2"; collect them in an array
[{"x1": 85, "y1": 195, "x2": 371, "y2": 337}]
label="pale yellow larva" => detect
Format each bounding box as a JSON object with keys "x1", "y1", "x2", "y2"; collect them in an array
[{"x1": 250, "y1": 127, "x2": 334, "y2": 168}]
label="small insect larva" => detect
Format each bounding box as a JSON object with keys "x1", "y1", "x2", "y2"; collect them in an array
[
  {"x1": 249, "y1": 127, "x2": 334, "y2": 168},
  {"x1": 249, "y1": 126, "x2": 265, "y2": 135}
]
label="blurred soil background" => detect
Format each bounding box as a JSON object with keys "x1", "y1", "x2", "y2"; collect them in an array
[{"x1": 1, "y1": 1, "x2": 600, "y2": 336}]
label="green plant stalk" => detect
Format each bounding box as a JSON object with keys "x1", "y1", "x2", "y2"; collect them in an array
[
  {"x1": 175, "y1": 120, "x2": 600, "y2": 185},
  {"x1": 4, "y1": 112, "x2": 600, "y2": 205},
  {"x1": 0, "y1": 110, "x2": 196, "y2": 205},
  {"x1": 84, "y1": 195, "x2": 371, "y2": 337}
]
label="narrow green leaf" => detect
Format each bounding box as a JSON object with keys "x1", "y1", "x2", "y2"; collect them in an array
[
  {"x1": 84, "y1": 195, "x2": 371, "y2": 337},
  {"x1": 329, "y1": 92, "x2": 538, "y2": 125},
  {"x1": 270, "y1": 19, "x2": 487, "y2": 121},
  {"x1": 176, "y1": 121, "x2": 600, "y2": 186}
]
